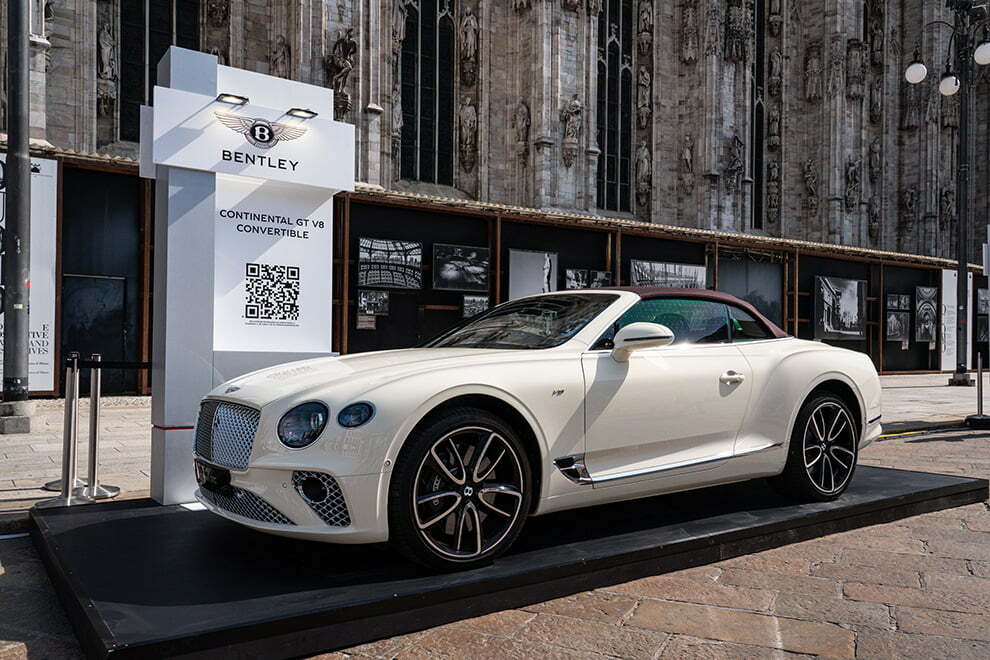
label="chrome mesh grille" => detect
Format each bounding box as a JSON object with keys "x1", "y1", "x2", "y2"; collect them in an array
[
  {"x1": 200, "y1": 486, "x2": 295, "y2": 526},
  {"x1": 293, "y1": 471, "x2": 351, "y2": 527},
  {"x1": 194, "y1": 400, "x2": 260, "y2": 470}
]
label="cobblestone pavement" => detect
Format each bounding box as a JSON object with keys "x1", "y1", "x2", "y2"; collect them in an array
[{"x1": 2, "y1": 379, "x2": 990, "y2": 658}]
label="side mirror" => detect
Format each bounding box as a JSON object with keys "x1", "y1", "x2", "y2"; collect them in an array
[{"x1": 611, "y1": 322, "x2": 675, "y2": 362}]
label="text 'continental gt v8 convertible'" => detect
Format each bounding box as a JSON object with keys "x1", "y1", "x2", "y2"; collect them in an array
[{"x1": 194, "y1": 288, "x2": 882, "y2": 569}]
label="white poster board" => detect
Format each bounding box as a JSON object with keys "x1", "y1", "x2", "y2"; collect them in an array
[
  {"x1": 940, "y1": 269, "x2": 956, "y2": 371},
  {"x1": 0, "y1": 155, "x2": 58, "y2": 392},
  {"x1": 213, "y1": 174, "x2": 333, "y2": 352}
]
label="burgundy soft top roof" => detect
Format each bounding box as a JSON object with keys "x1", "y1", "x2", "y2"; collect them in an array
[{"x1": 600, "y1": 286, "x2": 790, "y2": 339}]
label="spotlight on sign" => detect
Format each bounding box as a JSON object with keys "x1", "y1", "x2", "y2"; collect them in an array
[
  {"x1": 287, "y1": 107, "x2": 319, "y2": 119},
  {"x1": 216, "y1": 93, "x2": 249, "y2": 105}
]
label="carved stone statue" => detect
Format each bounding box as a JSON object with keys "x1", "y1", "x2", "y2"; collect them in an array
[
  {"x1": 768, "y1": 0, "x2": 782, "y2": 37},
  {"x1": 270, "y1": 34, "x2": 290, "y2": 78},
  {"x1": 681, "y1": 2, "x2": 699, "y2": 65},
  {"x1": 846, "y1": 39, "x2": 864, "y2": 100},
  {"x1": 97, "y1": 22, "x2": 117, "y2": 81},
  {"x1": 900, "y1": 82, "x2": 921, "y2": 130},
  {"x1": 925, "y1": 82, "x2": 942, "y2": 125},
  {"x1": 392, "y1": 0, "x2": 407, "y2": 55},
  {"x1": 901, "y1": 186, "x2": 919, "y2": 221},
  {"x1": 767, "y1": 108, "x2": 781, "y2": 151},
  {"x1": 704, "y1": 0, "x2": 722, "y2": 58},
  {"x1": 942, "y1": 95, "x2": 960, "y2": 129},
  {"x1": 724, "y1": 0, "x2": 751, "y2": 63},
  {"x1": 870, "y1": 76, "x2": 883, "y2": 124},
  {"x1": 512, "y1": 100, "x2": 531, "y2": 165},
  {"x1": 940, "y1": 188, "x2": 956, "y2": 224},
  {"x1": 845, "y1": 159, "x2": 861, "y2": 212},
  {"x1": 512, "y1": 0, "x2": 531, "y2": 11},
  {"x1": 869, "y1": 137, "x2": 882, "y2": 184},
  {"x1": 207, "y1": 0, "x2": 229, "y2": 28},
  {"x1": 890, "y1": 26, "x2": 901, "y2": 57},
  {"x1": 826, "y1": 36, "x2": 844, "y2": 98},
  {"x1": 804, "y1": 158, "x2": 820, "y2": 213},
  {"x1": 588, "y1": 0, "x2": 603, "y2": 13},
  {"x1": 768, "y1": 48, "x2": 783, "y2": 97},
  {"x1": 767, "y1": 160, "x2": 781, "y2": 217},
  {"x1": 561, "y1": 0, "x2": 582, "y2": 10},
  {"x1": 724, "y1": 135, "x2": 745, "y2": 194},
  {"x1": 637, "y1": 66, "x2": 652, "y2": 130},
  {"x1": 638, "y1": 0, "x2": 654, "y2": 56},
  {"x1": 805, "y1": 42, "x2": 823, "y2": 102},
  {"x1": 326, "y1": 29, "x2": 357, "y2": 118},
  {"x1": 868, "y1": 195, "x2": 881, "y2": 241},
  {"x1": 682, "y1": 134, "x2": 694, "y2": 174},
  {"x1": 560, "y1": 94, "x2": 583, "y2": 168},
  {"x1": 391, "y1": 86, "x2": 403, "y2": 169},
  {"x1": 636, "y1": 141, "x2": 652, "y2": 208},
  {"x1": 458, "y1": 97, "x2": 478, "y2": 173},
  {"x1": 460, "y1": 8, "x2": 479, "y2": 87},
  {"x1": 868, "y1": 0, "x2": 885, "y2": 66},
  {"x1": 560, "y1": 94, "x2": 583, "y2": 141}
]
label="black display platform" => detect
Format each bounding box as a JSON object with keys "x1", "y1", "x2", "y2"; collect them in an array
[{"x1": 33, "y1": 466, "x2": 988, "y2": 660}]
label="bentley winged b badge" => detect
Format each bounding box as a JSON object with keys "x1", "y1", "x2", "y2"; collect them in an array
[{"x1": 215, "y1": 112, "x2": 308, "y2": 149}]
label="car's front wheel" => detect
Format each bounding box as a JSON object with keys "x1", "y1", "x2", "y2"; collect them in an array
[
  {"x1": 772, "y1": 394, "x2": 860, "y2": 502},
  {"x1": 388, "y1": 407, "x2": 532, "y2": 570}
]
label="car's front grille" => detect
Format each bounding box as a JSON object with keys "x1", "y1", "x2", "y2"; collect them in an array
[
  {"x1": 293, "y1": 471, "x2": 351, "y2": 527},
  {"x1": 200, "y1": 485, "x2": 295, "y2": 526},
  {"x1": 194, "y1": 400, "x2": 260, "y2": 470}
]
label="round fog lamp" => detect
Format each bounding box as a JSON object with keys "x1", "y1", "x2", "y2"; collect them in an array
[
  {"x1": 338, "y1": 402, "x2": 375, "y2": 428},
  {"x1": 277, "y1": 402, "x2": 328, "y2": 449}
]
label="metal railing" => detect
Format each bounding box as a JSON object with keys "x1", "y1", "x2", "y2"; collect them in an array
[{"x1": 34, "y1": 353, "x2": 149, "y2": 509}]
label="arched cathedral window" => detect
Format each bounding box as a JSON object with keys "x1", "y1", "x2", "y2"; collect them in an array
[
  {"x1": 120, "y1": 0, "x2": 200, "y2": 142},
  {"x1": 596, "y1": 0, "x2": 634, "y2": 213},
  {"x1": 400, "y1": 0, "x2": 456, "y2": 185}
]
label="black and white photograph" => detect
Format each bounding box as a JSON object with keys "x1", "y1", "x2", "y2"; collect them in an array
[
  {"x1": 565, "y1": 269, "x2": 589, "y2": 289},
  {"x1": 357, "y1": 289, "x2": 389, "y2": 316},
  {"x1": 900, "y1": 294, "x2": 911, "y2": 310},
  {"x1": 590, "y1": 270, "x2": 612, "y2": 288},
  {"x1": 432, "y1": 244, "x2": 490, "y2": 292},
  {"x1": 979, "y1": 315, "x2": 989, "y2": 343},
  {"x1": 462, "y1": 295, "x2": 489, "y2": 318},
  {"x1": 979, "y1": 289, "x2": 990, "y2": 315},
  {"x1": 887, "y1": 294, "x2": 902, "y2": 311},
  {"x1": 915, "y1": 286, "x2": 938, "y2": 343},
  {"x1": 508, "y1": 249, "x2": 558, "y2": 300},
  {"x1": 630, "y1": 260, "x2": 707, "y2": 288},
  {"x1": 358, "y1": 238, "x2": 422, "y2": 289},
  {"x1": 886, "y1": 311, "x2": 910, "y2": 342},
  {"x1": 814, "y1": 276, "x2": 866, "y2": 340}
]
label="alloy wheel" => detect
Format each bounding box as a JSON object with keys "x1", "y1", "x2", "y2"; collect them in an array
[
  {"x1": 413, "y1": 426, "x2": 524, "y2": 561},
  {"x1": 802, "y1": 401, "x2": 857, "y2": 494}
]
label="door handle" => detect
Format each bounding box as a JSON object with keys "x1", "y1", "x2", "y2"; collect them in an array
[{"x1": 720, "y1": 370, "x2": 746, "y2": 385}]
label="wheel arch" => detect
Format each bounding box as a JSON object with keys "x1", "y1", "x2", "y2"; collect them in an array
[
  {"x1": 788, "y1": 374, "x2": 866, "y2": 445},
  {"x1": 388, "y1": 388, "x2": 548, "y2": 514}
]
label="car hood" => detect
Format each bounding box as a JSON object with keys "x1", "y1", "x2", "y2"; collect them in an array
[{"x1": 208, "y1": 348, "x2": 514, "y2": 407}]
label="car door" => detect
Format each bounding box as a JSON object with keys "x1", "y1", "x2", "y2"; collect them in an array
[{"x1": 581, "y1": 298, "x2": 753, "y2": 485}]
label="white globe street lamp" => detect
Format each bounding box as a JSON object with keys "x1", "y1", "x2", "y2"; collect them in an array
[
  {"x1": 905, "y1": 59, "x2": 929, "y2": 84},
  {"x1": 939, "y1": 71, "x2": 962, "y2": 95},
  {"x1": 975, "y1": 39, "x2": 990, "y2": 65}
]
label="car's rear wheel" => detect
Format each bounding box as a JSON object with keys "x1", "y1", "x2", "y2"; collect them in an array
[
  {"x1": 771, "y1": 394, "x2": 859, "y2": 502},
  {"x1": 388, "y1": 407, "x2": 532, "y2": 571}
]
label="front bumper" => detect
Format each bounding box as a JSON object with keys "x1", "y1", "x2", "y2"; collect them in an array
[
  {"x1": 195, "y1": 464, "x2": 389, "y2": 544},
  {"x1": 860, "y1": 414, "x2": 882, "y2": 450}
]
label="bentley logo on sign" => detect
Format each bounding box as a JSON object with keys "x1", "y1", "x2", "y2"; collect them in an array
[{"x1": 215, "y1": 113, "x2": 308, "y2": 149}]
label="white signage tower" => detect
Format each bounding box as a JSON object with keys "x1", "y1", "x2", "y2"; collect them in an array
[{"x1": 141, "y1": 47, "x2": 354, "y2": 504}]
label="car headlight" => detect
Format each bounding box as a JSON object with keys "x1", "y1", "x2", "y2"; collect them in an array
[
  {"x1": 277, "y1": 402, "x2": 329, "y2": 449},
  {"x1": 337, "y1": 402, "x2": 375, "y2": 428}
]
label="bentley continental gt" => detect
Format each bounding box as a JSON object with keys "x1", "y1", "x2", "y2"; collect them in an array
[{"x1": 194, "y1": 288, "x2": 882, "y2": 569}]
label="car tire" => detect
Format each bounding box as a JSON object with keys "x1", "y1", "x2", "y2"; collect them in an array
[
  {"x1": 388, "y1": 407, "x2": 533, "y2": 571},
  {"x1": 771, "y1": 394, "x2": 860, "y2": 502}
]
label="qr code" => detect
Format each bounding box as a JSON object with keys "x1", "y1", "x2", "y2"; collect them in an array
[{"x1": 245, "y1": 262, "x2": 300, "y2": 321}]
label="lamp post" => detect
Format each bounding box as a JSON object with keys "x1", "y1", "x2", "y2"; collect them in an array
[{"x1": 905, "y1": 0, "x2": 990, "y2": 386}]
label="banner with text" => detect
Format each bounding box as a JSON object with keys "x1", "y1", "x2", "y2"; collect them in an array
[
  {"x1": 213, "y1": 174, "x2": 333, "y2": 352},
  {"x1": 0, "y1": 155, "x2": 57, "y2": 391}
]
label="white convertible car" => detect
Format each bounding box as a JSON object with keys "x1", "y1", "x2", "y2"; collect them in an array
[{"x1": 194, "y1": 288, "x2": 882, "y2": 569}]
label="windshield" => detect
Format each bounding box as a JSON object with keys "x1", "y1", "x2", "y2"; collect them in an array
[{"x1": 427, "y1": 294, "x2": 619, "y2": 350}]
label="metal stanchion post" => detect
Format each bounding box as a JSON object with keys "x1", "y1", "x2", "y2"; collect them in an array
[
  {"x1": 43, "y1": 352, "x2": 87, "y2": 492},
  {"x1": 967, "y1": 353, "x2": 990, "y2": 429},
  {"x1": 35, "y1": 354, "x2": 90, "y2": 508},
  {"x1": 75, "y1": 354, "x2": 119, "y2": 500}
]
